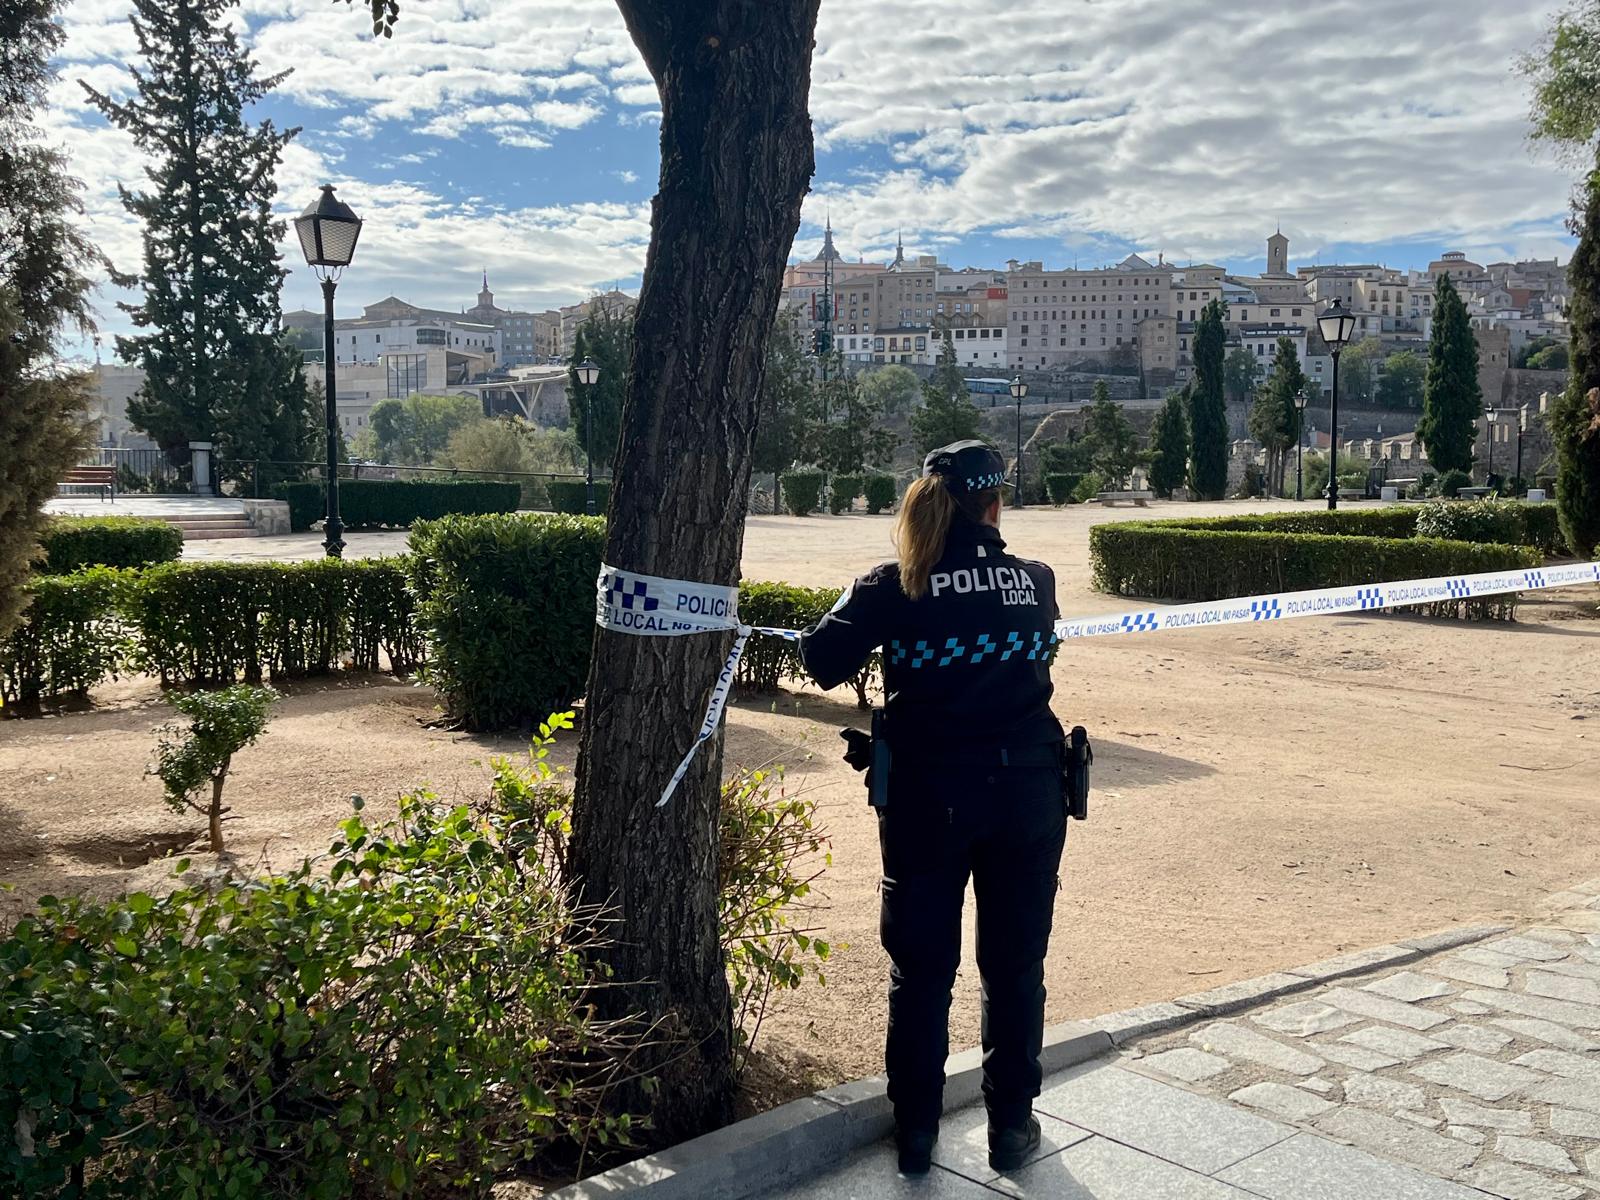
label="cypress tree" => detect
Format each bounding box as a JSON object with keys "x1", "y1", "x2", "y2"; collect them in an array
[
  {"x1": 1187, "y1": 299, "x2": 1229, "y2": 499},
  {"x1": 1248, "y1": 336, "x2": 1307, "y2": 496},
  {"x1": 83, "y1": 0, "x2": 306, "y2": 483},
  {"x1": 1148, "y1": 389, "x2": 1190, "y2": 499},
  {"x1": 1554, "y1": 150, "x2": 1600, "y2": 557},
  {"x1": 1417, "y1": 274, "x2": 1482, "y2": 474},
  {"x1": 1, "y1": 0, "x2": 99, "y2": 639}
]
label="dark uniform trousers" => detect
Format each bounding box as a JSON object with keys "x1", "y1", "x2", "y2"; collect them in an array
[{"x1": 877, "y1": 757, "x2": 1067, "y2": 1131}]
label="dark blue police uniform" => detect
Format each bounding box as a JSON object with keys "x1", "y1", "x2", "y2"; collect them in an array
[{"x1": 799, "y1": 449, "x2": 1068, "y2": 1139}]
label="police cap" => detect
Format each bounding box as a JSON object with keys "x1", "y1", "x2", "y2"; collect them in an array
[{"x1": 922, "y1": 440, "x2": 1010, "y2": 495}]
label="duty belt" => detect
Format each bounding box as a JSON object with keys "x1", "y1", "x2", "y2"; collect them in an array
[{"x1": 904, "y1": 743, "x2": 1061, "y2": 769}]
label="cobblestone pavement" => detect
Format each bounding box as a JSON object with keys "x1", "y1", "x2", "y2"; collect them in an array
[{"x1": 1126, "y1": 885, "x2": 1600, "y2": 1200}]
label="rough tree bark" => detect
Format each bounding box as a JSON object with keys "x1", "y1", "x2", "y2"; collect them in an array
[{"x1": 568, "y1": 0, "x2": 821, "y2": 1141}]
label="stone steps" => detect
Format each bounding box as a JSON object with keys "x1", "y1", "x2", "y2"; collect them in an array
[{"x1": 165, "y1": 515, "x2": 260, "y2": 540}]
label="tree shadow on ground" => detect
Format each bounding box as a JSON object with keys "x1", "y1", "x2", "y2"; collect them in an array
[
  {"x1": 735, "y1": 1040, "x2": 846, "y2": 1119},
  {"x1": 1088, "y1": 737, "x2": 1217, "y2": 789}
]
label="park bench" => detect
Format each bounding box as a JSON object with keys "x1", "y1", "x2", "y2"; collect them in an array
[
  {"x1": 1336, "y1": 487, "x2": 1364, "y2": 501},
  {"x1": 1096, "y1": 490, "x2": 1152, "y2": 507},
  {"x1": 57, "y1": 465, "x2": 116, "y2": 501},
  {"x1": 1457, "y1": 486, "x2": 1494, "y2": 500}
]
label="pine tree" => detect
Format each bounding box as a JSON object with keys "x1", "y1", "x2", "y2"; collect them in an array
[
  {"x1": 1, "y1": 0, "x2": 98, "y2": 639},
  {"x1": 1554, "y1": 149, "x2": 1600, "y2": 557},
  {"x1": 813, "y1": 363, "x2": 897, "y2": 475},
  {"x1": 568, "y1": 301, "x2": 632, "y2": 470},
  {"x1": 1148, "y1": 390, "x2": 1190, "y2": 499},
  {"x1": 1187, "y1": 300, "x2": 1229, "y2": 499},
  {"x1": 1083, "y1": 380, "x2": 1144, "y2": 489},
  {"x1": 1417, "y1": 275, "x2": 1482, "y2": 474},
  {"x1": 751, "y1": 309, "x2": 811, "y2": 494},
  {"x1": 82, "y1": 0, "x2": 301, "y2": 482},
  {"x1": 1248, "y1": 337, "x2": 1307, "y2": 496},
  {"x1": 910, "y1": 332, "x2": 981, "y2": 453}
]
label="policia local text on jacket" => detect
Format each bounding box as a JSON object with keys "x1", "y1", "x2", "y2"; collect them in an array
[{"x1": 798, "y1": 440, "x2": 1068, "y2": 1175}]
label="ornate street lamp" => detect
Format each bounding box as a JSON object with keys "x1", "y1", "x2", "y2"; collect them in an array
[
  {"x1": 575, "y1": 358, "x2": 601, "y2": 515},
  {"x1": 1009, "y1": 374, "x2": 1028, "y2": 508},
  {"x1": 1294, "y1": 386, "x2": 1312, "y2": 502},
  {"x1": 293, "y1": 185, "x2": 362, "y2": 558},
  {"x1": 1515, "y1": 405, "x2": 1529, "y2": 496},
  {"x1": 1316, "y1": 299, "x2": 1357, "y2": 511},
  {"x1": 1486, "y1": 408, "x2": 1500, "y2": 487}
]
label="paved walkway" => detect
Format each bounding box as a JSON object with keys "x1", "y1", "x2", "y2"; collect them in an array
[{"x1": 760, "y1": 891, "x2": 1600, "y2": 1200}]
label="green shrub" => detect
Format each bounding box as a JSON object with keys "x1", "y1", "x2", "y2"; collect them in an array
[
  {"x1": 409, "y1": 513, "x2": 605, "y2": 731},
  {"x1": 863, "y1": 474, "x2": 897, "y2": 515},
  {"x1": 1155, "y1": 507, "x2": 1420, "y2": 539},
  {"x1": 1090, "y1": 522, "x2": 1541, "y2": 621},
  {"x1": 1437, "y1": 468, "x2": 1473, "y2": 498},
  {"x1": 780, "y1": 471, "x2": 824, "y2": 516},
  {"x1": 38, "y1": 516, "x2": 182, "y2": 574},
  {"x1": 274, "y1": 479, "x2": 520, "y2": 531},
  {"x1": 0, "y1": 785, "x2": 641, "y2": 1198},
  {"x1": 1072, "y1": 471, "x2": 1107, "y2": 504},
  {"x1": 1416, "y1": 499, "x2": 1569, "y2": 557},
  {"x1": 1045, "y1": 473, "x2": 1082, "y2": 506},
  {"x1": 151, "y1": 684, "x2": 277, "y2": 853},
  {"x1": 546, "y1": 479, "x2": 609, "y2": 515},
  {"x1": 128, "y1": 559, "x2": 418, "y2": 686},
  {"x1": 738, "y1": 580, "x2": 878, "y2": 706},
  {"x1": 828, "y1": 475, "x2": 863, "y2": 515},
  {"x1": 0, "y1": 568, "x2": 132, "y2": 708}
]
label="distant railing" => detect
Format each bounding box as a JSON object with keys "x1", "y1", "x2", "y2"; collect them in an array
[
  {"x1": 87, "y1": 446, "x2": 188, "y2": 493},
  {"x1": 240, "y1": 460, "x2": 610, "y2": 508}
]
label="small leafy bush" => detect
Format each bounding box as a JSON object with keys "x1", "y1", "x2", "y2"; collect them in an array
[
  {"x1": 738, "y1": 580, "x2": 879, "y2": 706},
  {"x1": 38, "y1": 516, "x2": 182, "y2": 574},
  {"x1": 546, "y1": 480, "x2": 609, "y2": 515},
  {"x1": 1072, "y1": 471, "x2": 1107, "y2": 504},
  {"x1": 0, "y1": 786, "x2": 642, "y2": 1198},
  {"x1": 1045, "y1": 473, "x2": 1081, "y2": 506},
  {"x1": 1416, "y1": 499, "x2": 1568, "y2": 557},
  {"x1": 827, "y1": 475, "x2": 862, "y2": 515},
  {"x1": 409, "y1": 512, "x2": 606, "y2": 731},
  {"x1": 1, "y1": 568, "x2": 132, "y2": 709},
  {"x1": 151, "y1": 684, "x2": 276, "y2": 853},
  {"x1": 863, "y1": 474, "x2": 897, "y2": 515},
  {"x1": 780, "y1": 471, "x2": 824, "y2": 516},
  {"x1": 274, "y1": 479, "x2": 520, "y2": 531},
  {"x1": 1436, "y1": 468, "x2": 1473, "y2": 498}
]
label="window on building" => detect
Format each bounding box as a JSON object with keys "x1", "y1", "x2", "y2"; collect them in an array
[{"x1": 386, "y1": 354, "x2": 427, "y2": 398}]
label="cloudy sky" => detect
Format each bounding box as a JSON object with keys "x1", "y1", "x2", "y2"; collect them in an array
[{"x1": 43, "y1": 0, "x2": 1583, "y2": 350}]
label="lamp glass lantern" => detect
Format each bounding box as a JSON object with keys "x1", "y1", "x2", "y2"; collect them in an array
[
  {"x1": 294, "y1": 185, "x2": 362, "y2": 271},
  {"x1": 575, "y1": 358, "x2": 600, "y2": 387},
  {"x1": 1317, "y1": 300, "x2": 1357, "y2": 349},
  {"x1": 1009, "y1": 375, "x2": 1028, "y2": 401}
]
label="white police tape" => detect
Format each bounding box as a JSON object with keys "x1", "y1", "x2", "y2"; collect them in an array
[{"x1": 597, "y1": 559, "x2": 1600, "y2": 806}]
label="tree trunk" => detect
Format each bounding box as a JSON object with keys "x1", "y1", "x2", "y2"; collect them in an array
[
  {"x1": 209, "y1": 762, "x2": 228, "y2": 854},
  {"x1": 570, "y1": 0, "x2": 819, "y2": 1143}
]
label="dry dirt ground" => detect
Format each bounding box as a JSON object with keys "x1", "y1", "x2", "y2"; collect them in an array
[{"x1": 3, "y1": 500, "x2": 1599, "y2": 1105}]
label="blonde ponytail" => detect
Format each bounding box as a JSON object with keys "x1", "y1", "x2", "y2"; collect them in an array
[{"x1": 894, "y1": 476, "x2": 956, "y2": 599}]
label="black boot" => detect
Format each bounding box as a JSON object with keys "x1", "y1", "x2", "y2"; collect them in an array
[
  {"x1": 988, "y1": 1113, "x2": 1041, "y2": 1173},
  {"x1": 896, "y1": 1126, "x2": 938, "y2": 1176}
]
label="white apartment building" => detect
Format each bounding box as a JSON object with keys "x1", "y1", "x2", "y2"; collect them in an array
[{"x1": 328, "y1": 318, "x2": 501, "y2": 367}]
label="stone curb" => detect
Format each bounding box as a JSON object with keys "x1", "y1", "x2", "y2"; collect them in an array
[
  {"x1": 542, "y1": 921, "x2": 1510, "y2": 1198},
  {"x1": 543, "y1": 1021, "x2": 1111, "y2": 1199}
]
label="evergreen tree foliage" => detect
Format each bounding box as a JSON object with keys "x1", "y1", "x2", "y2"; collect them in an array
[
  {"x1": 1336, "y1": 337, "x2": 1384, "y2": 406},
  {"x1": 1083, "y1": 380, "x2": 1145, "y2": 489},
  {"x1": 910, "y1": 332, "x2": 981, "y2": 453},
  {"x1": 1, "y1": 0, "x2": 99, "y2": 640},
  {"x1": 1418, "y1": 275, "x2": 1483, "y2": 474},
  {"x1": 813, "y1": 358, "x2": 897, "y2": 475},
  {"x1": 83, "y1": 0, "x2": 305, "y2": 482},
  {"x1": 1223, "y1": 346, "x2": 1258, "y2": 404},
  {"x1": 752, "y1": 309, "x2": 812, "y2": 482},
  {"x1": 1554, "y1": 150, "x2": 1600, "y2": 557},
  {"x1": 1148, "y1": 390, "x2": 1190, "y2": 499},
  {"x1": 858, "y1": 363, "x2": 920, "y2": 415},
  {"x1": 568, "y1": 301, "x2": 631, "y2": 469},
  {"x1": 1248, "y1": 337, "x2": 1307, "y2": 495},
  {"x1": 1187, "y1": 300, "x2": 1229, "y2": 499}
]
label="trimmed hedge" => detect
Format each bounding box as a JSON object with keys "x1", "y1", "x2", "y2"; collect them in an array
[
  {"x1": 546, "y1": 479, "x2": 609, "y2": 515},
  {"x1": 409, "y1": 512, "x2": 605, "y2": 731},
  {"x1": 780, "y1": 471, "x2": 824, "y2": 516},
  {"x1": 39, "y1": 516, "x2": 182, "y2": 574},
  {"x1": 1151, "y1": 507, "x2": 1421, "y2": 539},
  {"x1": 738, "y1": 580, "x2": 879, "y2": 706},
  {"x1": 1, "y1": 568, "x2": 132, "y2": 707},
  {"x1": 1045, "y1": 473, "x2": 1082, "y2": 506},
  {"x1": 1416, "y1": 499, "x2": 1568, "y2": 557},
  {"x1": 1090, "y1": 523, "x2": 1541, "y2": 621},
  {"x1": 126, "y1": 558, "x2": 422, "y2": 686},
  {"x1": 864, "y1": 474, "x2": 896, "y2": 515},
  {"x1": 828, "y1": 475, "x2": 863, "y2": 515},
  {"x1": 274, "y1": 479, "x2": 520, "y2": 531}
]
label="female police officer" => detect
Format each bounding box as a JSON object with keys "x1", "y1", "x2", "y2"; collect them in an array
[{"x1": 799, "y1": 440, "x2": 1066, "y2": 1177}]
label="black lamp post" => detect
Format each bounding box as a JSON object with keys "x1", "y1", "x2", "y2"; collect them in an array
[
  {"x1": 1486, "y1": 408, "x2": 1500, "y2": 487},
  {"x1": 1009, "y1": 374, "x2": 1028, "y2": 507},
  {"x1": 1294, "y1": 386, "x2": 1311, "y2": 502},
  {"x1": 575, "y1": 358, "x2": 601, "y2": 515},
  {"x1": 1515, "y1": 405, "x2": 1528, "y2": 495},
  {"x1": 1317, "y1": 299, "x2": 1357, "y2": 511},
  {"x1": 293, "y1": 185, "x2": 362, "y2": 558}
]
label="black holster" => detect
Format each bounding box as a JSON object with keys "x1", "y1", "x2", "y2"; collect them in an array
[
  {"x1": 841, "y1": 709, "x2": 891, "y2": 810},
  {"x1": 1064, "y1": 725, "x2": 1092, "y2": 821}
]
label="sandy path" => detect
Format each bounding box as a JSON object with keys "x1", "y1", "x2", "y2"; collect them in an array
[{"x1": 3, "y1": 501, "x2": 1598, "y2": 1099}]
